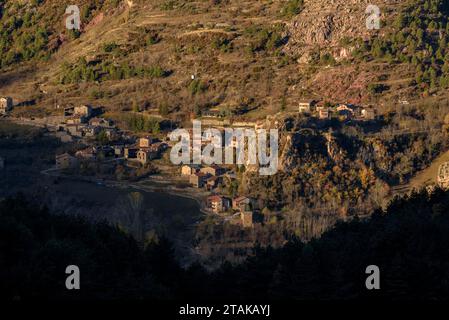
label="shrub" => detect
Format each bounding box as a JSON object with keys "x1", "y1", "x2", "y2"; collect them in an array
[
  {"x1": 280, "y1": 0, "x2": 304, "y2": 18},
  {"x1": 188, "y1": 79, "x2": 208, "y2": 95}
]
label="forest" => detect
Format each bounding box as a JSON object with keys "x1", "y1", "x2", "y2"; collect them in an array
[
  {"x1": 2, "y1": 188, "x2": 449, "y2": 300},
  {"x1": 353, "y1": 0, "x2": 449, "y2": 92}
]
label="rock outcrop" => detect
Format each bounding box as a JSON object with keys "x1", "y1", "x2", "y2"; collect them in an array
[{"x1": 284, "y1": 0, "x2": 399, "y2": 60}]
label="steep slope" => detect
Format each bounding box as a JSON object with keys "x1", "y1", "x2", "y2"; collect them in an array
[{"x1": 0, "y1": 0, "x2": 448, "y2": 118}]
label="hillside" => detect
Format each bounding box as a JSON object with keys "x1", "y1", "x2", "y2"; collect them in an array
[
  {"x1": 0, "y1": 0, "x2": 449, "y2": 120},
  {"x1": 3, "y1": 189, "x2": 449, "y2": 300}
]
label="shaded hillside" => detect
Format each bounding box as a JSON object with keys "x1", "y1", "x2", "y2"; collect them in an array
[{"x1": 3, "y1": 188, "x2": 449, "y2": 300}]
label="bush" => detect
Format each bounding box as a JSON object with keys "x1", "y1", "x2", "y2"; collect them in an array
[
  {"x1": 124, "y1": 114, "x2": 161, "y2": 133},
  {"x1": 188, "y1": 79, "x2": 208, "y2": 95},
  {"x1": 368, "y1": 83, "x2": 389, "y2": 94},
  {"x1": 280, "y1": 0, "x2": 304, "y2": 18},
  {"x1": 103, "y1": 42, "x2": 119, "y2": 53}
]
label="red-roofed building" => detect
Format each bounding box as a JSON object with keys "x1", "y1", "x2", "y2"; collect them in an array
[
  {"x1": 232, "y1": 196, "x2": 251, "y2": 210},
  {"x1": 207, "y1": 195, "x2": 231, "y2": 213}
]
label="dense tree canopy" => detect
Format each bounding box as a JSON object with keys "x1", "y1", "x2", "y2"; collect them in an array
[{"x1": 2, "y1": 188, "x2": 449, "y2": 301}]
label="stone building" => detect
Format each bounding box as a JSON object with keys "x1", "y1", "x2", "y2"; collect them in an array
[
  {"x1": 181, "y1": 164, "x2": 200, "y2": 176},
  {"x1": 240, "y1": 210, "x2": 254, "y2": 228},
  {"x1": 139, "y1": 136, "x2": 155, "y2": 148},
  {"x1": 136, "y1": 149, "x2": 157, "y2": 165},
  {"x1": 0, "y1": 97, "x2": 13, "y2": 114},
  {"x1": 361, "y1": 108, "x2": 375, "y2": 120},
  {"x1": 55, "y1": 153, "x2": 78, "y2": 169},
  {"x1": 200, "y1": 165, "x2": 225, "y2": 176},
  {"x1": 438, "y1": 162, "x2": 449, "y2": 189},
  {"x1": 298, "y1": 101, "x2": 313, "y2": 113},
  {"x1": 232, "y1": 196, "x2": 252, "y2": 211},
  {"x1": 190, "y1": 172, "x2": 208, "y2": 188},
  {"x1": 74, "y1": 105, "x2": 92, "y2": 118},
  {"x1": 207, "y1": 195, "x2": 231, "y2": 213},
  {"x1": 318, "y1": 109, "x2": 330, "y2": 119},
  {"x1": 89, "y1": 117, "x2": 113, "y2": 127}
]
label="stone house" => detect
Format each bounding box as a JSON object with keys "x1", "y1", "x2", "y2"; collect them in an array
[
  {"x1": 66, "y1": 116, "x2": 87, "y2": 125},
  {"x1": 74, "y1": 105, "x2": 92, "y2": 118},
  {"x1": 0, "y1": 97, "x2": 13, "y2": 114},
  {"x1": 136, "y1": 149, "x2": 158, "y2": 165},
  {"x1": 438, "y1": 162, "x2": 449, "y2": 189},
  {"x1": 65, "y1": 124, "x2": 84, "y2": 137},
  {"x1": 55, "y1": 153, "x2": 78, "y2": 169},
  {"x1": 241, "y1": 210, "x2": 254, "y2": 228},
  {"x1": 361, "y1": 108, "x2": 376, "y2": 120},
  {"x1": 139, "y1": 136, "x2": 155, "y2": 148},
  {"x1": 298, "y1": 101, "x2": 313, "y2": 113},
  {"x1": 200, "y1": 165, "x2": 225, "y2": 176},
  {"x1": 190, "y1": 172, "x2": 208, "y2": 188},
  {"x1": 89, "y1": 117, "x2": 113, "y2": 127},
  {"x1": 181, "y1": 164, "x2": 200, "y2": 176},
  {"x1": 207, "y1": 195, "x2": 231, "y2": 214},
  {"x1": 82, "y1": 125, "x2": 101, "y2": 137},
  {"x1": 232, "y1": 196, "x2": 252, "y2": 211},
  {"x1": 113, "y1": 145, "x2": 125, "y2": 157},
  {"x1": 318, "y1": 109, "x2": 330, "y2": 119}
]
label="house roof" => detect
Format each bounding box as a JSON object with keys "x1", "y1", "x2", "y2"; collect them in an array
[
  {"x1": 138, "y1": 149, "x2": 156, "y2": 154},
  {"x1": 234, "y1": 196, "x2": 249, "y2": 202},
  {"x1": 56, "y1": 152, "x2": 74, "y2": 159},
  {"x1": 192, "y1": 172, "x2": 207, "y2": 177},
  {"x1": 208, "y1": 195, "x2": 227, "y2": 202},
  {"x1": 89, "y1": 117, "x2": 109, "y2": 123},
  {"x1": 183, "y1": 164, "x2": 200, "y2": 168}
]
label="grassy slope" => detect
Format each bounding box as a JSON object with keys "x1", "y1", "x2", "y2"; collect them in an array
[
  {"x1": 0, "y1": 1, "x2": 397, "y2": 117},
  {"x1": 0, "y1": 0, "x2": 447, "y2": 122}
]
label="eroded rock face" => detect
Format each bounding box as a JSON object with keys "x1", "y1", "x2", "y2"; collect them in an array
[{"x1": 284, "y1": 0, "x2": 399, "y2": 59}]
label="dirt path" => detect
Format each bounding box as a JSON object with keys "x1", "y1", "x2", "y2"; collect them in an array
[
  {"x1": 391, "y1": 149, "x2": 449, "y2": 196},
  {"x1": 408, "y1": 150, "x2": 449, "y2": 189}
]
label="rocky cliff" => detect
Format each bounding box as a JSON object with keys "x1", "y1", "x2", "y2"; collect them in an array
[{"x1": 285, "y1": 0, "x2": 399, "y2": 61}]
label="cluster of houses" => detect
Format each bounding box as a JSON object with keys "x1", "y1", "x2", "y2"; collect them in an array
[
  {"x1": 207, "y1": 194, "x2": 258, "y2": 228},
  {"x1": 55, "y1": 135, "x2": 168, "y2": 170},
  {"x1": 181, "y1": 164, "x2": 230, "y2": 190},
  {"x1": 122, "y1": 136, "x2": 168, "y2": 166},
  {"x1": 180, "y1": 163, "x2": 259, "y2": 227},
  {"x1": 58, "y1": 105, "x2": 118, "y2": 141},
  {"x1": 298, "y1": 101, "x2": 376, "y2": 121},
  {"x1": 0, "y1": 97, "x2": 13, "y2": 115},
  {"x1": 55, "y1": 145, "x2": 120, "y2": 169}
]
